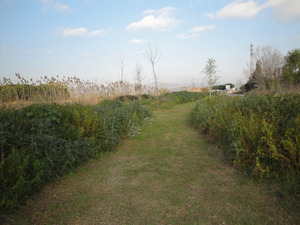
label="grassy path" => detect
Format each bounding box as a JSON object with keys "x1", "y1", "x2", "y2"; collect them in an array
[{"x1": 9, "y1": 102, "x2": 298, "y2": 224}]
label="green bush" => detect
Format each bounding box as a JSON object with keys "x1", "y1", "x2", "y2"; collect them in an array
[
  {"x1": 190, "y1": 94, "x2": 300, "y2": 198},
  {"x1": 116, "y1": 95, "x2": 139, "y2": 102},
  {"x1": 0, "y1": 101, "x2": 151, "y2": 213},
  {"x1": 142, "y1": 91, "x2": 208, "y2": 110}
]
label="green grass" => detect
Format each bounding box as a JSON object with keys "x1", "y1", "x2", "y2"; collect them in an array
[{"x1": 3, "y1": 102, "x2": 299, "y2": 224}]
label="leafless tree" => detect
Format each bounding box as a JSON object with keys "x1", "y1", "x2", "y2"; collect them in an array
[
  {"x1": 133, "y1": 62, "x2": 145, "y2": 95},
  {"x1": 253, "y1": 46, "x2": 284, "y2": 89},
  {"x1": 118, "y1": 55, "x2": 126, "y2": 95},
  {"x1": 143, "y1": 42, "x2": 161, "y2": 109},
  {"x1": 191, "y1": 78, "x2": 196, "y2": 88},
  {"x1": 243, "y1": 62, "x2": 251, "y2": 80}
]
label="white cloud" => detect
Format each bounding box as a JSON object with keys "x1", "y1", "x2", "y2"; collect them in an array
[
  {"x1": 264, "y1": 0, "x2": 300, "y2": 22},
  {"x1": 41, "y1": 0, "x2": 72, "y2": 13},
  {"x1": 206, "y1": 0, "x2": 300, "y2": 22},
  {"x1": 57, "y1": 27, "x2": 112, "y2": 37},
  {"x1": 59, "y1": 27, "x2": 87, "y2": 37},
  {"x1": 177, "y1": 24, "x2": 215, "y2": 39},
  {"x1": 204, "y1": 12, "x2": 215, "y2": 19},
  {"x1": 176, "y1": 33, "x2": 199, "y2": 39},
  {"x1": 87, "y1": 28, "x2": 113, "y2": 37},
  {"x1": 0, "y1": 46, "x2": 6, "y2": 50},
  {"x1": 189, "y1": 25, "x2": 215, "y2": 32},
  {"x1": 130, "y1": 39, "x2": 147, "y2": 44},
  {"x1": 126, "y1": 7, "x2": 180, "y2": 31},
  {"x1": 216, "y1": 0, "x2": 263, "y2": 19},
  {"x1": 53, "y1": 3, "x2": 71, "y2": 12}
]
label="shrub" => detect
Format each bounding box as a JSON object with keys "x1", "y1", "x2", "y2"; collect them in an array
[
  {"x1": 116, "y1": 95, "x2": 139, "y2": 102},
  {"x1": 190, "y1": 94, "x2": 300, "y2": 198},
  {"x1": 142, "y1": 91, "x2": 208, "y2": 110},
  {"x1": 0, "y1": 101, "x2": 151, "y2": 213}
]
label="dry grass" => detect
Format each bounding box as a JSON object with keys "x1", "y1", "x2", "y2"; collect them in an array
[
  {"x1": 4, "y1": 102, "x2": 299, "y2": 224},
  {"x1": 0, "y1": 74, "x2": 164, "y2": 108}
]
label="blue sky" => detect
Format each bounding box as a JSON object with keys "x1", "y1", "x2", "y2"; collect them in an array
[{"x1": 0, "y1": 0, "x2": 300, "y2": 86}]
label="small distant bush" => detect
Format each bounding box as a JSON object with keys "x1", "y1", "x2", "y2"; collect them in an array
[
  {"x1": 140, "y1": 94, "x2": 151, "y2": 100},
  {"x1": 116, "y1": 95, "x2": 139, "y2": 102},
  {"x1": 0, "y1": 101, "x2": 151, "y2": 213},
  {"x1": 142, "y1": 91, "x2": 208, "y2": 110},
  {"x1": 190, "y1": 94, "x2": 300, "y2": 198},
  {"x1": 212, "y1": 83, "x2": 235, "y2": 90}
]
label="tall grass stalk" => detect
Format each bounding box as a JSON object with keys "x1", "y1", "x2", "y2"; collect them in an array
[{"x1": 0, "y1": 74, "x2": 161, "y2": 107}]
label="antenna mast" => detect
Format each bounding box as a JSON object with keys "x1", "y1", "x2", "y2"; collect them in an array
[{"x1": 250, "y1": 44, "x2": 254, "y2": 76}]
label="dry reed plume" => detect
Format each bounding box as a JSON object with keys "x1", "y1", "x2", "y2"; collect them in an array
[{"x1": 0, "y1": 74, "x2": 163, "y2": 107}]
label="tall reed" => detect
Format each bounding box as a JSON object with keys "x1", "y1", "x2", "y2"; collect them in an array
[{"x1": 0, "y1": 74, "x2": 159, "y2": 107}]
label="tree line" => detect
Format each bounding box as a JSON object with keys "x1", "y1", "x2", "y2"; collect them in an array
[{"x1": 242, "y1": 47, "x2": 300, "y2": 92}]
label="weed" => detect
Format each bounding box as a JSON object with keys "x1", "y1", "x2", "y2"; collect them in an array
[{"x1": 190, "y1": 94, "x2": 300, "y2": 199}]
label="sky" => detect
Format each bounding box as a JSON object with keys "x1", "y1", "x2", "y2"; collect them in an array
[{"x1": 0, "y1": 0, "x2": 300, "y2": 86}]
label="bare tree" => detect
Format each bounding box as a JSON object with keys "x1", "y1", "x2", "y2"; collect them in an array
[
  {"x1": 143, "y1": 42, "x2": 161, "y2": 109},
  {"x1": 118, "y1": 55, "x2": 126, "y2": 95},
  {"x1": 191, "y1": 78, "x2": 196, "y2": 88},
  {"x1": 202, "y1": 57, "x2": 219, "y2": 98},
  {"x1": 253, "y1": 46, "x2": 284, "y2": 89},
  {"x1": 133, "y1": 62, "x2": 145, "y2": 95}
]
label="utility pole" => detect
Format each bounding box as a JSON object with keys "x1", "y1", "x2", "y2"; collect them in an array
[{"x1": 250, "y1": 44, "x2": 254, "y2": 76}]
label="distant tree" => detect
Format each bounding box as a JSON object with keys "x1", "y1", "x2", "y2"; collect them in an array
[
  {"x1": 244, "y1": 61, "x2": 261, "y2": 91},
  {"x1": 143, "y1": 42, "x2": 161, "y2": 110},
  {"x1": 212, "y1": 83, "x2": 235, "y2": 90},
  {"x1": 202, "y1": 57, "x2": 219, "y2": 97},
  {"x1": 225, "y1": 83, "x2": 235, "y2": 88},
  {"x1": 133, "y1": 62, "x2": 145, "y2": 95},
  {"x1": 212, "y1": 85, "x2": 225, "y2": 90},
  {"x1": 191, "y1": 78, "x2": 196, "y2": 88},
  {"x1": 118, "y1": 55, "x2": 126, "y2": 95},
  {"x1": 254, "y1": 46, "x2": 284, "y2": 89},
  {"x1": 283, "y1": 49, "x2": 300, "y2": 85},
  {"x1": 235, "y1": 79, "x2": 244, "y2": 90}
]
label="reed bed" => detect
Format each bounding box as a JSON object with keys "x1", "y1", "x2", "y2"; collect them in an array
[{"x1": 0, "y1": 74, "x2": 159, "y2": 107}]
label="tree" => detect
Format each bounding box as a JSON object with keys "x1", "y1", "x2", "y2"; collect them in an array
[
  {"x1": 133, "y1": 62, "x2": 145, "y2": 95},
  {"x1": 143, "y1": 42, "x2": 161, "y2": 109},
  {"x1": 244, "y1": 61, "x2": 261, "y2": 91},
  {"x1": 283, "y1": 49, "x2": 300, "y2": 85},
  {"x1": 191, "y1": 78, "x2": 196, "y2": 88},
  {"x1": 202, "y1": 57, "x2": 219, "y2": 97},
  {"x1": 118, "y1": 55, "x2": 126, "y2": 95},
  {"x1": 253, "y1": 46, "x2": 284, "y2": 89}
]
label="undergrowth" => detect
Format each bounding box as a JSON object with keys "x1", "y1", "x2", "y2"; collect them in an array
[
  {"x1": 190, "y1": 94, "x2": 300, "y2": 200},
  {"x1": 142, "y1": 91, "x2": 208, "y2": 110},
  {"x1": 0, "y1": 101, "x2": 151, "y2": 215}
]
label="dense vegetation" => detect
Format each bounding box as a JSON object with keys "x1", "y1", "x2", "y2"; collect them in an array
[
  {"x1": 142, "y1": 91, "x2": 207, "y2": 110},
  {"x1": 0, "y1": 100, "x2": 151, "y2": 214},
  {"x1": 242, "y1": 47, "x2": 300, "y2": 92},
  {"x1": 190, "y1": 94, "x2": 300, "y2": 199},
  {"x1": 0, "y1": 83, "x2": 70, "y2": 103},
  {"x1": 0, "y1": 90, "x2": 204, "y2": 215}
]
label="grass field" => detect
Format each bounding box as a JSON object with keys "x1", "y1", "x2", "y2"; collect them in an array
[{"x1": 3, "y1": 102, "x2": 299, "y2": 224}]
